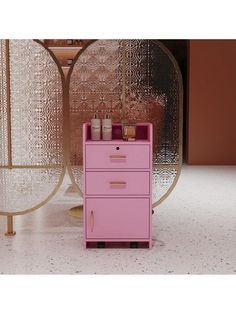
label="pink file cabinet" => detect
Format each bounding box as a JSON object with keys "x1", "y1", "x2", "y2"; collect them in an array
[{"x1": 83, "y1": 123, "x2": 153, "y2": 249}]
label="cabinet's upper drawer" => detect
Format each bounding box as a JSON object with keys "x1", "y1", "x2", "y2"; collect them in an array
[{"x1": 85, "y1": 144, "x2": 150, "y2": 169}]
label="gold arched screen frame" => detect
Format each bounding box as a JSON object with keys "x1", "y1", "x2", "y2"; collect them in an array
[
  {"x1": 67, "y1": 40, "x2": 183, "y2": 209},
  {"x1": 0, "y1": 39, "x2": 182, "y2": 224}
]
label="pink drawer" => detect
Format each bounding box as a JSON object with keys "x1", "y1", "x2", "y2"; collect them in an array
[
  {"x1": 85, "y1": 198, "x2": 150, "y2": 239},
  {"x1": 86, "y1": 171, "x2": 150, "y2": 195},
  {"x1": 85, "y1": 144, "x2": 150, "y2": 169}
]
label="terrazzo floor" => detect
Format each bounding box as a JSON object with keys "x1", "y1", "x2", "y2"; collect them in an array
[{"x1": 0, "y1": 165, "x2": 236, "y2": 274}]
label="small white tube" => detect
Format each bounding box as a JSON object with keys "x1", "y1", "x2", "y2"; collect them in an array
[
  {"x1": 91, "y1": 114, "x2": 101, "y2": 140},
  {"x1": 102, "y1": 114, "x2": 112, "y2": 141}
]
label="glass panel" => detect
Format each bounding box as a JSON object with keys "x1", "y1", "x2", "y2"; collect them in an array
[
  {"x1": 0, "y1": 40, "x2": 8, "y2": 165},
  {"x1": 0, "y1": 40, "x2": 64, "y2": 214},
  {"x1": 0, "y1": 168, "x2": 63, "y2": 213},
  {"x1": 9, "y1": 40, "x2": 64, "y2": 166}
]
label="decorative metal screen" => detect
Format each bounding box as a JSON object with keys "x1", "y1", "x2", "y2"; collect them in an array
[
  {"x1": 0, "y1": 40, "x2": 8, "y2": 166},
  {"x1": 68, "y1": 40, "x2": 183, "y2": 207},
  {"x1": 0, "y1": 40, "x2": 64, "y2": 214},
  {"x1": 0, "y1": 39, "x2": 182, "y2": 216}
]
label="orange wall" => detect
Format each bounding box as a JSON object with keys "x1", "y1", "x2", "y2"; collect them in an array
[{"x1": 187, "y1": 40, "x2": 236, "y2": 165}]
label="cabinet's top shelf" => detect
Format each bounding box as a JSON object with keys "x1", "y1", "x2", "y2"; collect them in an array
[
  {"x1": 83, "y1": 122, "x2": 152, "y2": 143},
  {"x1": 85, "y1": 139, "x2": 150, "y2": 145}
]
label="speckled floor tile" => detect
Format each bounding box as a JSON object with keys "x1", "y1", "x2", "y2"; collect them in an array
[{"x1": 0, "y1": 166, "x2": 236, "y2": 274}]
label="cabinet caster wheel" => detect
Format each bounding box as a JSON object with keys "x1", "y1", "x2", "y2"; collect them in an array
[
  {"x1": 97, "y1": 242, "x2": 105, "y2": 248},
  {"x1": 130, "y1": 242, "x2": 138, "y2": 248}
]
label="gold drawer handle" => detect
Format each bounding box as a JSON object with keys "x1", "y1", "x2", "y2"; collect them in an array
[
  {"x1": 109, "y1": 181, "x2": 127, "y2": 186},
  {"x1": 90, "y1": 210, "x2": 94, "y2": 232},
  {"x1": 109, "y1": 155, "x2": 126, "y2": 160}
]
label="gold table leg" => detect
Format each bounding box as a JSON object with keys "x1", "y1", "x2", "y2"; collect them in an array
[{"x1": 5, "y1": 215, "x2": 16, "y2": 236}]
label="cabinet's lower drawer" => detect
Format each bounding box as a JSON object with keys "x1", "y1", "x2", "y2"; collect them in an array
[
  {"x1": 85, "y1": 198, "x2": 150, "y2": 239},
  {"x1": 85, "y1": 171, "x2": 150, "y2": 195}
]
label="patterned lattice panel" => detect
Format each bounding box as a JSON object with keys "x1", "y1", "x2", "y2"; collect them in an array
[
  {"x1": 69, "y1": 40, "x2": 182, "y2": 206},
  {"x1": 124, "y1": 40, "x2": 180, "y2": 165},
  {"x1": 152, "y1": 167, "x2": 178, "y2": 202},
  {"x1": 0, "y1": 168, "x2": 63, "y2": 213},
  {"x1": 9, "y1": 40, "x2": 64, "y2": 166},
  {"x1": 0, "y1": 40, "x2": 65, "y2": 214},
  {"x1": 70, "y1": 165, "x2": 83, "y2": 193},
  {"x1": 0, "y1": 40, "x2": 9, "y2": 165},
  {"x1": 69, "y1": 40, "x2": 123, "y2": 166}
]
